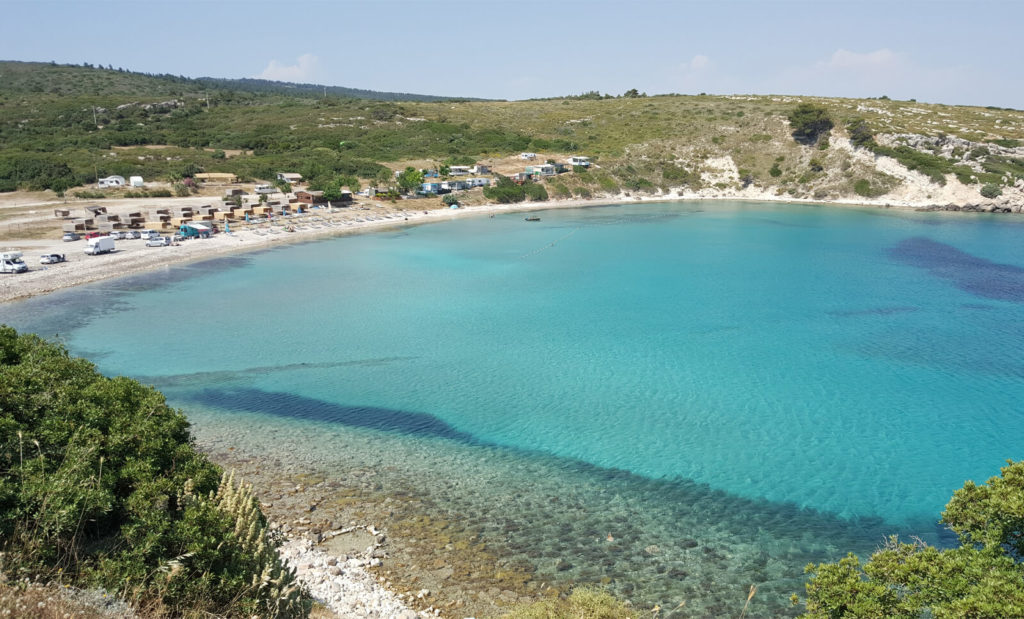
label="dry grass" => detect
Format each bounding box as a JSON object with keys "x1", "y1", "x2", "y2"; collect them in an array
[{"x1": 0, "y1": 580, "x2": 131, "y2": 618}]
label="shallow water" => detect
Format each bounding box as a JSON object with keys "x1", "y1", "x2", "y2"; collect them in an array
[{"x1": 3, "y1": 201, "x2": 1022, "y2": 615}]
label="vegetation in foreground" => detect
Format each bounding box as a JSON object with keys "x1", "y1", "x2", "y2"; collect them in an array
[
  {"x1": 796, "y1": 460, "x2": 1024, "y2": 617},
  {"x1": 503, "y1": 586, "x2": 639, "y2": 619},
  {"x1": 0, "y1": 326, "x2": 309, "y2": 617}
]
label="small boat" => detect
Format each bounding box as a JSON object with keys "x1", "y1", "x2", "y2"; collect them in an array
[{"x1": 525, "y1": 216, "x2": 541, "y2": 222}]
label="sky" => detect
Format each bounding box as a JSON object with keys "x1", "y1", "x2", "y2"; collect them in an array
[{"x1": 1, "y1": 0, "x2": 1021, "y2": 108}]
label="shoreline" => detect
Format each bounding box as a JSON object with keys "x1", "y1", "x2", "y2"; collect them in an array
[
  {"x1": 4, "y1": 191, "x2": 1015, "y2": 617},
  {"x1": 1, "y1": 190, "x2": 1017, "y2": 306}
]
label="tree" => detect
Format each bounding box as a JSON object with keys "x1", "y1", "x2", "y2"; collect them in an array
[
  {"x1": 795, "y1": 460, "x2": 1024, "y2": 617},
  {"x1": 788, "y1": 104, "x2": 834, "y2": 146},
  {"x1": 396, "y1": 166, "x2": 424, "y2": 194}
]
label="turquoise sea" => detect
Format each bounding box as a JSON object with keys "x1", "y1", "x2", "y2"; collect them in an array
[{"x1": 3, "y1": 200, "x2": 1023, "y2": 615}]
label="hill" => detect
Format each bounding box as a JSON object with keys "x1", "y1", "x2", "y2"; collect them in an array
[
  {"x1": 1, "y1": 61, "x2": 1023, "y2": 211},
  {"x1": 0, "y1": 60, "x2": 473, "y2": 101}
]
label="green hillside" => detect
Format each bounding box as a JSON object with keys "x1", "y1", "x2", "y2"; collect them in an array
[
  {"x1": 0, "y1": 60, "x2": 473, "y2": 101},
  {"x1": 1, "y1": 61, "x2": 1023, "y2": 207}
]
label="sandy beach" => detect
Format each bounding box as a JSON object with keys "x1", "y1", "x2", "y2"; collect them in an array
[{"x1": 3, "y1": 184, "x2": 1019, "y2": 306}]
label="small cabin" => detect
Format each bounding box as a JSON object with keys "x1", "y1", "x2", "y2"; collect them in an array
[
  {"x1": 277, "y1": 172, "x2": 303, "y2": 184},
  {"x1": 294, "y1": 190, "x2": 326, "y2": 205},
  {"x1": 526, "y1": 164, "x2": 556, "y2": 177}
]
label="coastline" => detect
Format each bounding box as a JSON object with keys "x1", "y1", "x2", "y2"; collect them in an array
[
  {"x1": 1, "y1": 188, "x2": 1017, "y2": 306},
  {"x1": 3, "y1": 191, "x2": 1018, "y2": 617}
]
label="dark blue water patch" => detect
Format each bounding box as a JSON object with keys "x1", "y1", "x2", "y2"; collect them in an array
[
  {"x1": 138, "y1": 357, "x2": 418, "y2": 389},
  {"x1": 827, "y1": 306, "x2": 919, "y2": 318},
  {"x1": 888, "y1": 237, "x2": 1024, "y2": 302},
  {"x1": 183, "y1": 387, "x2": 486, "y2": 445},
  {"x1": 182, "y1": 385, "x2": 953, "y2": 549},
  {"x1": 749, "y1": 217, "x2": 820, "y2": 228}
]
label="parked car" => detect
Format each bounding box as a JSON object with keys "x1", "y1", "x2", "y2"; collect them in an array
[
  {"x1": 62, "y1": 232, "x2": 80, "y2": 242},
  {"x1": 172, "y1": 234, "x2": 185, "y2": 243},
  {"x1": 84, "y1": 231, "x2": 104, "y2": 239},
  {"x1": 145, "y1": 236, "x2": 170, "y2": 247},
  {"x1": 126, "y1": 230, "x2": 142, "y2": 239},
  {"x1": 109, "y1": 231, "x2": 127, "y2": 240},
  {"x1": 141, "y1": 229, "x2": 160, "y2": 240},
  {"x1": 40, "y1": 253, "x2": 66, "y2": 264}
]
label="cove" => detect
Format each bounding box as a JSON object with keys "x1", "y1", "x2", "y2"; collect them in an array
[{"x1": 2, "y1": 200, "x2": 1022, "y2": 613}]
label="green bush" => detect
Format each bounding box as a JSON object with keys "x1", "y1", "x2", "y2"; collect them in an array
[
  {"x1": 0, "y1": 327, "x2": 310, "y2": 617},
  {"x1": 796, "y1": 460, "x2": 1024, "y2": 617},
  {"x1": 483, "y1": 175, "x2": 527, "y2": 203},
  {"x1": 504, "y1": 586, "x2": 634, "y2": 618},
  {"x1": 550, "y1": 182, "x2": 571, "y2": 199},
  {"x1": 788, "y1": 104, "x2": 834, "y2": 146},
  {"x1": 980, "y1": 183, "x2": 1003, "y2": 199},
  {"x1": 769, "y1": 163, "x2": 783, "y2": 177},
  {"x1": 871, "y1": 145, "x2": 952, "y2": 185},
  {"x1": 853, "y1": 179, "x2": 887, "y2": 198},
  {"x1": 523, "y1": 181, "x2": 548, "y2": 201}
]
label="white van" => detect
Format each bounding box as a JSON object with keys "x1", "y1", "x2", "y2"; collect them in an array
[
  {"x1": 254, "y1": 184, "x2": 275, "y2": 194},
  {"x1": 84, "y1": 237, "x2": 115, "y2": 255},
  {"x1": 0, "y1": 251, "x2": 28, "y2": 273}
]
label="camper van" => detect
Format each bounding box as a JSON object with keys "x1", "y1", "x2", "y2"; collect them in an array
[
  {"x1": 254, "y1": 184, "x2": 275, "y2": 194},
  {"x1": 84, "y1": 237, "x2": 115, "y2": 255},
  {"x1": 0, "y1": 251, "x2": 28, "y2": 274}
]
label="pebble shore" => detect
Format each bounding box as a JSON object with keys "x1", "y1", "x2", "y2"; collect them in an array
[{"x1": 277, "y1": 528, "x2": 428, "y2": 619}]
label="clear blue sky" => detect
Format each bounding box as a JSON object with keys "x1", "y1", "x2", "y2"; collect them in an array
[{"x1": 2, "y1": 0, "x2": 1021, "y2": 108}]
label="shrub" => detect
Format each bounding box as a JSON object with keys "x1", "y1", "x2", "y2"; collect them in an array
[
  {"x1": 441, "y1": 193, "x2": 459, "y2": 205},
  {"x1": 0, "y1": 327, "x2": 310, "y2": 617},
  {"x1": 980, "y1": 183, "x2": 1003, "y2": 199},
  {"x1": 596, "y1": 175, "x2": 620, "y2": 193},
  {"x1": 173, "y1": 183, "x2": 190, "y2": 197},
  {"x1": 483, "y1": 175, "x2": 526, "y2": 203},
  {"x1": 846, "y1": 118, "x2": 876, "y2": 149},
  {"x1": 504, "y1": 586, "x2": 634, "y2": 618},
  {"x1": 853, "y1": 179, "x2": 887, "y2": 197},
  {"x1": 796, "y1": 461, "x2": 1024, "y2": 617},
  {"x1": 769, "y1": 163, "x2": 783, "y2": 177},
  {"x1": 788, "y1": 103, "x2": 834, "y2": 146},
  {"x1": 523, "y1": 181, "x2": 548, "y2": 202}
]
